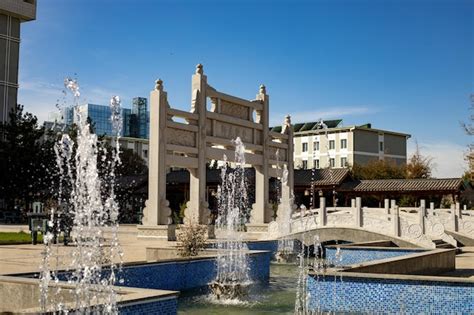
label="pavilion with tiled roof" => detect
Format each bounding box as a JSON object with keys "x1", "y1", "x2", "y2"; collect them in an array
[{"x1": 339, "y1": 178, "x2": 463, "y2": 194}]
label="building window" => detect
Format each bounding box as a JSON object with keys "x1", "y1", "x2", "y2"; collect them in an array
[
  {"x1": 302, "y1": 142, "x2": 308, "y2": 152},
  {"x1": 314, "y1": 141, "x2": 319, "y2": 151},
  {"x1": 341, "y1": 139, "x2": 347, "y2": 149},
  {"x1": 329, "y1": 140, "x2": 335, "y2": 150},
  {"x1": 302, "y1": 160, "x2": 308, "y2": 169},
  {"x1": 379, "y1": 141, "x2": 384, "y2": 151},
  {"x1": 314, "y1": 159, "x2": 320, "y2": 169},
  {"x1": 329, "y1": 158, "x2": 335, "y2": 168},
  {"x1": 341, "y1": 157, "x2": 347, "y2": 167}
]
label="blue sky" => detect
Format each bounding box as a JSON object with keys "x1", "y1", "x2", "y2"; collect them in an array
[{"x1": 19, "y1": 0, "x2": 473, "y2": 177}]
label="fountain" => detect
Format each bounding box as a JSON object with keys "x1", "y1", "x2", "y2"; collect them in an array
[
  {"x1": 39, "y1": 78, "x2": 123, "y2": 313},
  {"x1": 209, "y1": 137, "x2": 251, "y2": 301},
  {"x1": 275, "y1": 155, "x2": 298, "y2": 263}
]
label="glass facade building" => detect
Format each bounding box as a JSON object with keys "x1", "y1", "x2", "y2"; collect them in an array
[
  {"x1": 131, "y1": 97, "x2": 149, "y2": 138},
  {"x1": 68, "y1": 101, "x2": 149, "y2": 139}
]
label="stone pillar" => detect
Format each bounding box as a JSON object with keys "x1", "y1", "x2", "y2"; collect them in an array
[
  {"x1": 188, "y1": 64, "x2": 210, "y2": 226},
  {"x1": 355, "y1": 197, "x2": 362, "y2": 227},
  {"x1": 351, "y1": 199, "x2": 356, "y2": 209},
  {"x1": 186, "y1": 169, "x2": 203, "y2": 224},
  {"x1": 450, "y1": 204, "x2": 457, "y2": 231},
  {"x1": 390, "y1": 199, "x2": 396, "y2": 214},
  {"x1": 392, "y1": 205, "x2": 400, "y2": 237},
  {"x1": 429, "y1": 202, "x2": 435, "y2": 216},
  {"x1": 384, "y1": 199, "x2": 390, "y2": 215},
  {"x1": 143, "y1": 79, "x2": 171, "y2": 226},
  {"x1": 252, "y1": 85, "x2": 270, "y2": 223},
  {"x1": 419, "y1": 199, "x2": 426, "y2": 234},
  {"x1": 456, "y1": 202, "x2": 462, "y2": 220},
  {"x1": 319, "y1": 197, "x2": 327, "y2": 226},
  {"x1": 276, "y1": 115, "x2": 295, "y2": 225}
]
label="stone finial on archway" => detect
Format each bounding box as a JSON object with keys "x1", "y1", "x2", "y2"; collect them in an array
[
  {"x1": 195, "y1": 63, "x2": 204, "y2": 75},
  {"x1": 155, "y1": 79, "x2": 163, "y2": 91}
]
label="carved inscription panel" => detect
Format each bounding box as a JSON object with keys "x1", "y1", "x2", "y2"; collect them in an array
[
  {"x1": 214, "y1": 120, "x2": 253, "y2": 144},
  {"x1": 220, "y1": 100, "x2": 250, "y2": 120},
  {"x1": 167, "y1": 128, "x2": 196, "y2": 147}
]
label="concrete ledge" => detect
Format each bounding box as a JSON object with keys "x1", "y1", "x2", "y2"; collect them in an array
[
  {"x1": 137, "y1": 225, "x2": 172, "y2": 240},
  {"x1": 0, "y1": 275, "x2": 178, "y2": 313},
  {"x1": 344, "y1": 248, "x2": 455, "y2": 275},
  {"x1": 446, "y1": 230, "x2": 474, "y2": 246},
  {"x1": 311, "y1": 269, "x2": 474, "y2": 284},
  {"x1": 145, "y1": 247, "x2": 270, "y2": 262}
]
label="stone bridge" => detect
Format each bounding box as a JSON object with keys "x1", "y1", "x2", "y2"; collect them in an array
[{"x1": 269, "y1": 197, "x2": 474, "y2": 248}]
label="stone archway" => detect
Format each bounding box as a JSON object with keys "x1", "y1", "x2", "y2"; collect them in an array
[{"x1": 138, "y1": 65, "x2": 294, "y2": 239}]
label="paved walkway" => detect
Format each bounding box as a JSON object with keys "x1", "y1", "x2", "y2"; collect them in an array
[
  {"x1": 1, "y1": 225, "x2": 473, "y2": 279},
  {"x1": 0, "y1": 225, "x2": 170, "y2": 275},
  {"x1": 441, "y1": 246, "x2": 474, "y2": 279}
]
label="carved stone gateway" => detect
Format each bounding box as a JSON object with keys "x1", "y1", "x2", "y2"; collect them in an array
[{"x1": 138, "y1": 65, "x2": 294, "y2": 239}]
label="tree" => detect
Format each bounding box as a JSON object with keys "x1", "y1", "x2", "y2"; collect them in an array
[
  {"x1": 0, "y1": 105, "x2": 55, "y2": 215},
  {"x1": 350, "y1": 145, "x2": 433, "y2": 180},
  {"x1": 462, "y1": 94, "x2": 474, "y2": 181},
  {"x1": 117, "y1": 147, "x2": 147, "y2": 176},
  {"x1": 405, "y1": 144, "x2": 433, "y2": 179},
  {"x1": 351, "y1": 159, "x2": 406, "y2": 180}
]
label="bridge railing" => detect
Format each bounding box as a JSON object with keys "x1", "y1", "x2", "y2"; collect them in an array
[{"x1": 287, "y1": 197, "x2": 473, "y2": 248}]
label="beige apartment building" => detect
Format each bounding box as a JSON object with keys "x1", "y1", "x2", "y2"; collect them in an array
[{"x1": 286, "y1": 120, "x2": 410, "y2": 169}]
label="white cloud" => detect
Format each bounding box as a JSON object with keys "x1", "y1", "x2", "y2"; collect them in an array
[
  {"x1": 18, "y1": 80, "x2": 63, "y2": 123},
  {"x1": 408, "y1": 141, "x2": 468, "y2": 178},
  {"x1": 270, "y1": 106, "x2": 373, "y2": 126},
  {"x1": 18, "y1": 79, "x2": 130, "y2": 124}
]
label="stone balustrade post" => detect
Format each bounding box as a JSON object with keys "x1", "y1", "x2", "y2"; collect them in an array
[
  {"x1": 429, "y1": 202, "x2": 435, "y2": 216},
  {"x1": 450, "y1": 204, "x2": 458, "y2": 231},
  {"x1": 384, "y1": 199, "x2": 390, "y2": 215},
  {"x1": 390, "y1": 199, "x2": 396, "y2": 214},
  {"x1": 355, "y1": 197, "x2": 362, "y2": 228},
  {"x1": 319, "y1": 197, "x2": 327, "y2": 226},
  {"x1": 300, "y1": 205, "x2": 306, "y2": 218},
  {"x1": 419, "y1": 199, "x2": 426, "y2": 234},
  {"x1": 392, "y1": 205, "x2": 400, "y2": 237},
  {"x1": 351, "y1": 198, "x2": 356, "y2": 208},
  {"x1": 456, "y1": 202, "x2": 462, "y2": 220}
]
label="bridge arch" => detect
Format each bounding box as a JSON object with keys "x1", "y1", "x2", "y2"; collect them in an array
[{"x1": 289, "y1": 227, "x2": 420, "y2": 247}]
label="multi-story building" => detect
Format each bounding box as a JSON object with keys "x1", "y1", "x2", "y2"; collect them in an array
[
  {"x1": 282, "y1": 120, "x2": 410, "y2": 169},
  {"x1": 131, "y1": 97, "x2": 149, "y2": 139},
  {"x1": 61, "y1": 99, "x2": 149, "y2": 139},
  {"x1": 72, "y1": 103, "x2": 132, "y2": 137},
  {"x1": 0, "y1": 0, "x2": 36, "y2": 123}
]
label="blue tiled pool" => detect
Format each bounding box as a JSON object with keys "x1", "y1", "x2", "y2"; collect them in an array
[
  {"x1": 119, "y1": 252, "x2": 270, "y2": 291},
  {"x1": 307, "y1": 274, "x2": 474, "y2": 314},
  {"x1": 325, "y1": 247, "x2": 425, "y2": 266}
]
